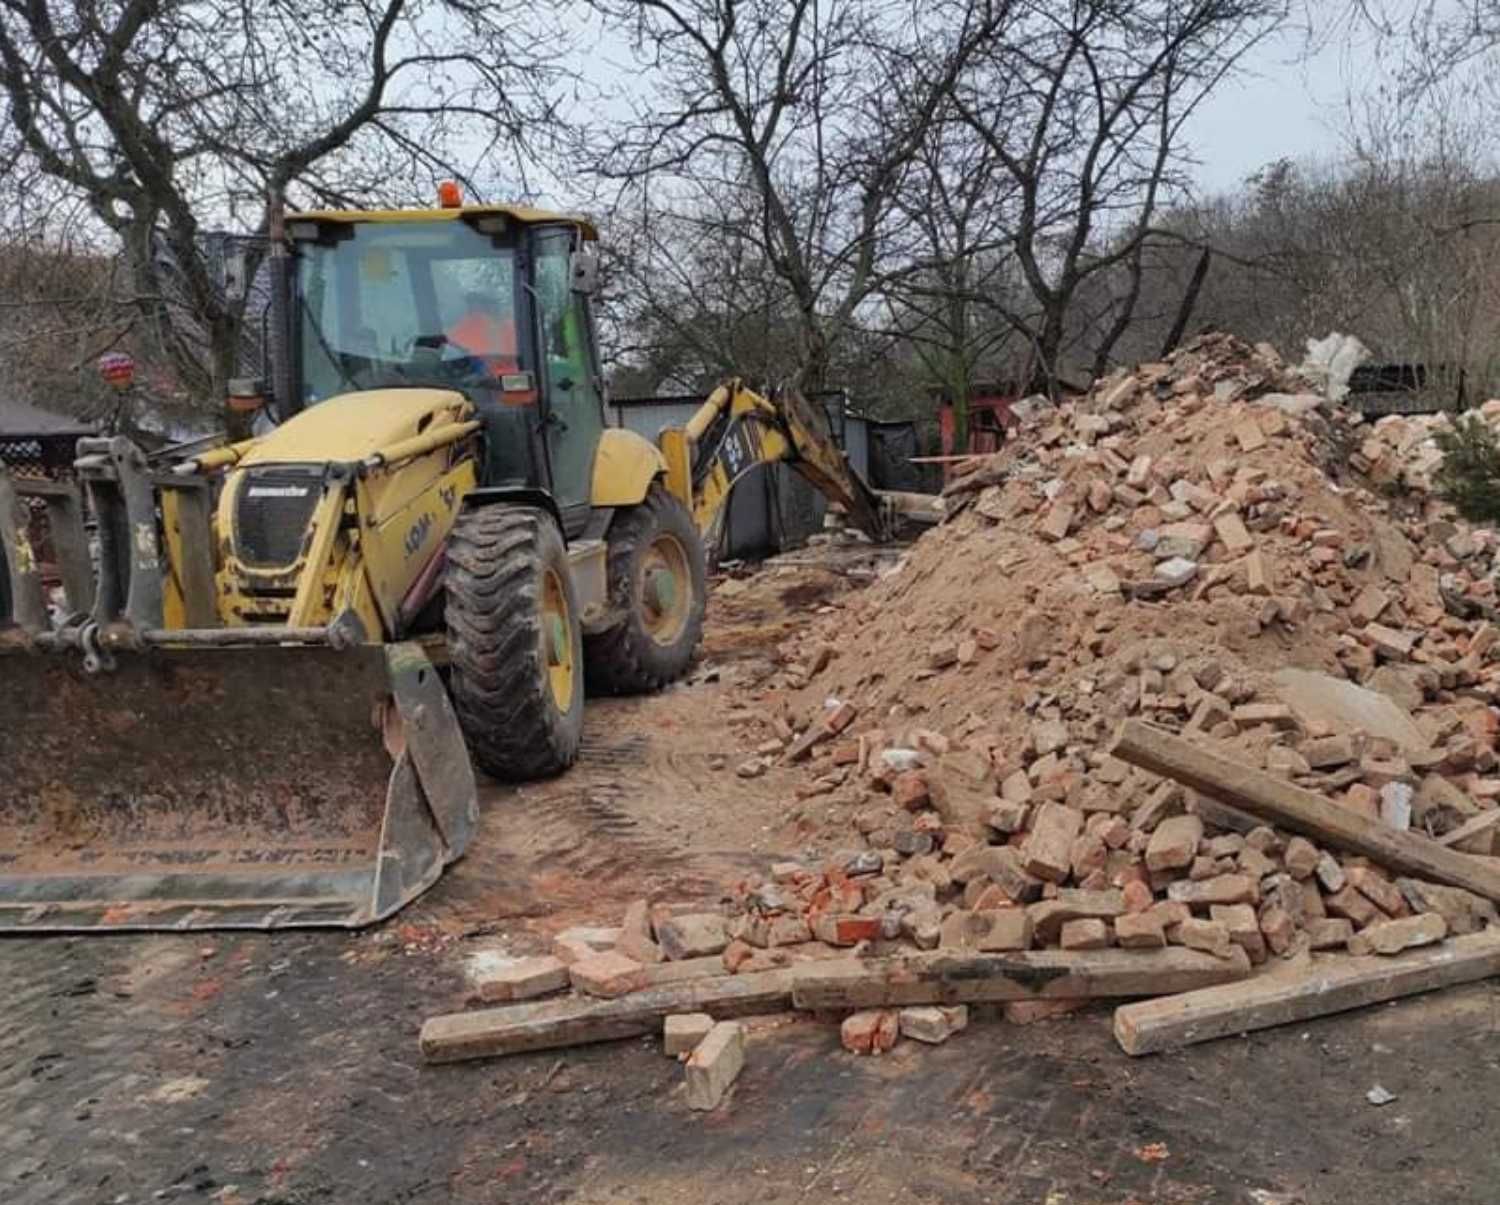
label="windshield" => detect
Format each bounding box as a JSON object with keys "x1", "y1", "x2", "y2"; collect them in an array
[{"x1": 295, "y1": 220, "x2": 521, "y2": 405}]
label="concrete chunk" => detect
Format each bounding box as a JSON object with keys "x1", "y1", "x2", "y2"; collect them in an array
[
  {"x1": 656, "y1": 913, "x2": 730, "y2": 961},
  {"x1": 898, "y1": 1005, "x2": 969, "y2": 1044},
  {"x1": 663, "y1": 1012, "x2": 716, "y2": 1056},
  {"x1": 685, "y1": 1021, "x2": 745, "y2": 1109},
  {"x1": 474, "y1": 955, "x2": 570, "y2": 1003}
]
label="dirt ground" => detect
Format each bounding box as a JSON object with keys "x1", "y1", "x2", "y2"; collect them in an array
[{"x1": 6, "y1": 559, "x2": 1500, "y2": 1205}]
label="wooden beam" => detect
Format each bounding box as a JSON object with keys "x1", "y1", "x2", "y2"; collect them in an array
[
  {"x1": 875, "y1": 489, "x2": 944, "y2": 524},
  {"x1": 642, "y1": 956, "x2": 726, "y2": 987},
  {"x1": 790, "y1": 946, "x2": 1249, "y2": 1010},
  {"x1": 1436, "y1": 808, "x2": 1500, "y2": 848},
  {"x1": 1114, "y1": 929, "x2": 1500, "y2": 1056},
  {"x1": 1112, "y1": 720, "x2": 1500, "y2": 904},
  {"x1": 420, "y1": 969, "x2": 792, "y2": 1064}
]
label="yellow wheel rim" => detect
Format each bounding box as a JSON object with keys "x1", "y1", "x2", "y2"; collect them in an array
[
  {"x1": 640, "y1": 532, "x2": 692, "y2": 646},
  {"x1": 541, "y1": 567, "x2": 575, "y2": 712}
]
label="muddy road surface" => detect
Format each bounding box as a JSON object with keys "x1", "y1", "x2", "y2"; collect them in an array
[{"x1": 5, "y1": 563, "x2": 1500, "y2": 1204}]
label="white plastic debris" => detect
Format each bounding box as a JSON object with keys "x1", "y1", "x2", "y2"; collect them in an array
[{"x1": 1297, "y1": 332, "x2": 1371, "y2": 402}]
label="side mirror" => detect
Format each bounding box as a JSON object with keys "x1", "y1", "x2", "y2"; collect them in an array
[{"x1": 569, "y1": 250, "x2": 600, "y2": 295}]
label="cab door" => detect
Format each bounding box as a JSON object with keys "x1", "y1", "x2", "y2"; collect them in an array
[{"x1": 532, "y1": 227, "x2": 606, "y2": 528}]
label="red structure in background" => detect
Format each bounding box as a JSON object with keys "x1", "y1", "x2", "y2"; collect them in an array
[{"x1": 933, "y1": 381, "x2": 1023, "y2": 481}]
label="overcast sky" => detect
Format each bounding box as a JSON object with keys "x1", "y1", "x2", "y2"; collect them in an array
[
  {"x1": 566, "y1": 10, "x2": 1386, "y2": 206},
  {"x1": 1181, "y1": 17, "x2": 1381, "y2": 193}
]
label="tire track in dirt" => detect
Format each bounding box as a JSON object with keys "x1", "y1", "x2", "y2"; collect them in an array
[{"x1": 408, "y1": 716, "x2": 748, "y2": 934}]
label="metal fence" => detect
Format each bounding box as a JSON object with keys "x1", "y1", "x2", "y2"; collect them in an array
[{"x1": 0, "y1": 431, "x2": 89, "y2": 616}]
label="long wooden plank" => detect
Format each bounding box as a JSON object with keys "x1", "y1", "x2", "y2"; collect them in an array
[
  {"x1": 1114, "y1": 929, "x2": 1500, "y2": 1056},
  {"x1": 1436, "y1": 808, "x2": 1500, "y2": 849},
  {"x1": 420, "y1": 969, "x2": 792, "y2": 1064},
  {"x1": 790, "y1": 946, "x2": 1250, "y2": 1010},
  {"x1": 1112, "y1": 719, "x2": 1500, "y2": 903},
  {"x1": 875, "y1": 489, "x2": 944, "y2": 523},
  {"x1": 642, "y1": 956, "x2": 726, "y2": 986}
]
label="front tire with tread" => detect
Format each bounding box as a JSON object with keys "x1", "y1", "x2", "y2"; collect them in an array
[
  {"x1": 444, "y1": 506, "x2": 584, "y2": 781},
  {"x1": 585, "y1": 483, "x2": 707, "y2": 695}
]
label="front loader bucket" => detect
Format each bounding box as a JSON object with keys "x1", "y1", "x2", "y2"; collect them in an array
[{"x1": 0, "y1": 641, "x2": 478, "y2": 932}]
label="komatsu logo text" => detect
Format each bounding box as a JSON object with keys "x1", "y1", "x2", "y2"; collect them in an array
[{"x1": 404, "y1": 513, "x2": 434, "y2": 556}]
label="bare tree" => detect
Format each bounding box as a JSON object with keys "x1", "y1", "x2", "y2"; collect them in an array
[
  {"x1": 876, "y1": 110, "x2": 1029, "y2": 446},
  {"x1": 947, "y1": 0, "x2": 1285, "y2": 394},
  {"x1": 589, "y1": 0, "x2": 1007, "y2": 391},
  {"x1": 0, "y1": 0, "x2": 570, "y2": 433},
  {"x1": 600, "y1": 185, "x2": 808, "y2": 395}
]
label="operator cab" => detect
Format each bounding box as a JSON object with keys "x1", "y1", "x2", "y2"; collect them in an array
[{"x1": 283, "y1": 194, "x2": 606, "y2": 534}]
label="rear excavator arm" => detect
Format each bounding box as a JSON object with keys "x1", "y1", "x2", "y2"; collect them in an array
[{"x1": 657, "y1": 379, "x2": 894, "y2": 552}]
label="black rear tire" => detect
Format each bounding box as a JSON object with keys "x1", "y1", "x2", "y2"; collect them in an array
[
  {"x1": 444, "y1": 506, "x2": 584, "y2": 780},
  {"x1": 585, "y1": 483, "x2": 707, "y2": 695}
]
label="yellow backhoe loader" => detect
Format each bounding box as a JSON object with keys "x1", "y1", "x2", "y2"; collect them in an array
[{"x1": 0, "y1": 190, "x2": 897, "y2": 932}]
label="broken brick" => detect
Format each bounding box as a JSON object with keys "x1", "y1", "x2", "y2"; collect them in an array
[
  {"x1": 812, "y1": 913, "x2": 883, "y2": 946},
  {"x1": 1346, "y1": 866, "x2": 1405, "y2": 917},
  {"x1": 1059, "y1": 918, "x2": 1111, "y2": 949},
  {"x1": 1022, "y1": 802, "x2": 1084, "y2": 883},
  {"x1": 941, "y1": 908, "x2": 1033, "y2": 951},
  {"x1": 841, "y1": 1009, "x2": 900, "y2": 1055},
  {"x1": 569, "y1": 951, "x2": 648, "y2": 998},
  {"x1": 1114, "y1": 911, "x2": 1168, "y2": 948},
  {"x1": 1258, "y1": 905, "x2": 1296, "y2": 956},
  {"x1": 1282, "y1": 836, "x2": 1320, "y2": 880},
  {"x1": 898, "y1": 1005, "x2": 969, "y2": 1044},
  {"x1": 1145, "y1": 814, "x2": 1203, "y2": 873},
  {"x1": 892, "y1": 771, "x2": 931, "y2": 812},
  {"x1": 475, "y1": 955, "x2": 569, "y2": 1003},
  {"x1": 1174, "y1": 917, "x2": 1233, "y2": 958},
  {"x1": 656, "y1": 913, "x2": 730, "y2": 961},
  {"x1": 664, "y1": 1012, "x2": 716, "y2": 1056},
  {"x1": 1326, "y1": 885, "x2": 1382, "y2": 927},
  {"x1": 1305, "y1": 917, "x2": 1355, "y2": 950},
  {"x1": 1347, "y1": 912, "x2": 1447, "y2": 956}
]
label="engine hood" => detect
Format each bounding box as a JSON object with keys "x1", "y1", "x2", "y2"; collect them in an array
[{"x1": 239, "y1": 388, "x2": 472, "y2": 467}]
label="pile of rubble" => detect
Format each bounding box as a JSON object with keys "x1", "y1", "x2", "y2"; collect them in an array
[
  {"x1": 1356, "y1": 398, "x2": 1500, "y2": 500},
  {"x1": 420, "y1": 332, "x2": 1500, "y2": 1096}
]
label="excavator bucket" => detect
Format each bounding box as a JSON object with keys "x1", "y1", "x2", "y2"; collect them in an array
[{"x1": 0, "y1": 641, "x2": 478, "y2": 932}]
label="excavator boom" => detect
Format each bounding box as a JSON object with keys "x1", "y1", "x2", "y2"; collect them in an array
[{"x1": 657, "y1": 380, "x2": 896, "y2": 551}]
